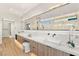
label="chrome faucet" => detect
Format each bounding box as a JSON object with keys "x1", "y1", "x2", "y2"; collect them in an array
[
  {"x1": 52, "y1": 33, "x2": 56, "y2": 37},
  {"x1": 67, "y1": 24, "x2": 76, "y2": 48},
  {"x1": 68, "y1": 32, "x2": 75, "y2": 48},
  {"x1": 37, "y1": 21, "x2": 39, "y2": 30},
  {"x1": 48, "y1": 33, "x2": 56, "y2": 37},
  {"x1": 67, "y1": 40, "x2": 75, "y2": 48}
]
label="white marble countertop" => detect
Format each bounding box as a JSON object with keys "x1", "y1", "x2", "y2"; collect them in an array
[{"x1": 17, "y1": 31, "x2": 79, "y2": 56}]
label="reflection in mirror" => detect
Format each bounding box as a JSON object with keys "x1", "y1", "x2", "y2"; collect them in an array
[
  {"x1": 38, "y1": 18, "x2": 53, "y2": 30},
  {"x1": 24, "y1": 14, "x2": 78, "y2": 31},
  {"x1": 25, "y1": 23, "x2": 30, "y2": 30}
]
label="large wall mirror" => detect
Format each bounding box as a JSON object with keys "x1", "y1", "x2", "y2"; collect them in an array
[
  {"x1": 24, "y1": 3, "x2": 79, "y2": 31},
  {"x1": 24, "y1": 14, "x2": 79, "y2": 31}
]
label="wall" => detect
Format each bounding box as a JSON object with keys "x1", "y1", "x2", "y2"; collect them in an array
[
  {"x1": 10, "y1": 21, "x2": 15, "y2": 38},
  {"x1": 1, "y1": 18, "x2": 23, "y2": 38},
  {"x1": 11, "y1": 19, "x2": 24, "y2": 38},
  {"x1": 0, "y1": 18, "x2": 2, "y2": 44},
  {"x1": 2, "y1": 20, "x2": 12, "y2": 37}
]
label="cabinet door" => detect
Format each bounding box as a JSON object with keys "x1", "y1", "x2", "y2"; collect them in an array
[
  {"x1": 30, "y1": 40, "x2": 35, "y2": 53},
  {"x1": 43, "y1": 46, "x2": 49, "y2": 56},
  {"x1": 55, "y1": 49, "x2": 69, "y2": 56},
  {"x1": 37, "y1": 43, "x2": 45, "y2": 56},
  {"x1": 17, "y1": 35, "x2": 24, "y2": 44},
  {"x1": 17, "y1": 35, "x2": 20, "y2": 42},
  {"x1": 47, "y1": 46, "x2": 69, "y2": 56},
  {"x1": 20, "y1": 36, "x2": 24, "y2": 44},
  {"x1": 30, "y1": 40, "x2": 69, "y2": 56},
  {"x1": 47, "y1": 46, "x2": 54, "y2": 56},
  {"x1": 50, "y1": 48, "x2": 69, "y2": 56},
  {"x1": 30, "y1": 40, "x2": 38, "y2": 55},
  {"x1": 30, "y1": 40, "x2": 48, "y2": 56},
  {"x1": 33, "y1": 41, "x2": 38, "y2": 55}
]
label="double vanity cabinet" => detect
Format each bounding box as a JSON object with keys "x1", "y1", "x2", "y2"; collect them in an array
[
  {"x1": 16, "y1": 35, "x2": 69, "y2": 56},
  {"x1": 30, "y1": 40, "x2": 69, "y2": 56}
]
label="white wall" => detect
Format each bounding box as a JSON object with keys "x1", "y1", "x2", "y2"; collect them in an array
[
  {"x1": 1, "y1": 18, "x2": 23, "y2": 38},
  {"x1": 2, "y1": 20, "x2": 11, "y2": 37},
  {"x1": 12, "y1": 20, "x2": 24, "y2": 38},
  {"x1": 10, "y1": 21, "x2": 15, "y2": 38},
  {"x1": 0, "y1": 18, "x2": 2, "y2": 44}
]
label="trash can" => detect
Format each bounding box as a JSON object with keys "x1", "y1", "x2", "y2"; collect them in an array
[{"x1": 23, "y1": 42, "x2": 30, "y2": 53}]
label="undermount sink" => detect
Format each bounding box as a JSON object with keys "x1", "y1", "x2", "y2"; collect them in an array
[
  {"x1": 46, "y1": 33, "x2": 69, "y2": 44},
  {"x1": 45, "y1": 37, "x2": 62, "y2": 44}
]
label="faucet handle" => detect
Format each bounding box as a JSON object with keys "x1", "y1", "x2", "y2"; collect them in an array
[
  {"x1": 52, "y1": 33, "x2": 56, "y2": 37},
  {"x1": 67, "y1": 40, "x2": 75, "y2": 48},
  {"x1": 48, "y1": 33, "x2": 50, "y2": 35}
]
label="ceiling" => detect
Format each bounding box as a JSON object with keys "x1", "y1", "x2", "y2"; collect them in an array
[
  {"x1": 0, "y1": 3, "x2": 79, "y2": 21},
  {"x1": 0, "y1": 3, "x2": 39, "y2": 20},
  {"x1": 0, "y1": 3, "x2": 60, "y2": 21}
]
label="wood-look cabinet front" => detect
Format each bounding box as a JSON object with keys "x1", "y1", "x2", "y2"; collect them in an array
[
  {"x1": 37, "y1": 43, "x2": 46, "y2": 56},
  {"x1": 17, "y1": 35, "x2": 24, "y2": 44},
  {"x1": 30, "y1": 40, "x2": 38, "y2": 55},
  {"x1": 47, "y1": 46, "x2": 55, "y2": 56},
  {"x1": 30, "y1": 40, "x2": 69, "y2": 56},
  {"x1": 54, "y1": 49, "x2": 69, "y2": 56}
]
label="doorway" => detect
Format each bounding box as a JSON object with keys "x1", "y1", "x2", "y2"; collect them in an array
[{"x1": 2, "y1": 21, "x2": 11, "y2": 38}]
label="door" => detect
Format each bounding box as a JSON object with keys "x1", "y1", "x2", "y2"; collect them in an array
[{"x1": 2, "y1": 21, "x2": 11, "y2": 37}]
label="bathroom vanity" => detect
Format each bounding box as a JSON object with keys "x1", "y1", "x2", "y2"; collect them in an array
[
  {"x1": 17, "y1": 35, "x2": 24, "y2": 44},
  {"x1": 16, "y1": 34, "x2": 69, "y2": 56},
  {"x1": 30, "y1": 40, "x2": 69, "y2": 56},
  {"x1": 16, "y1": 30, "x2": 79, "y2": 56}
]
